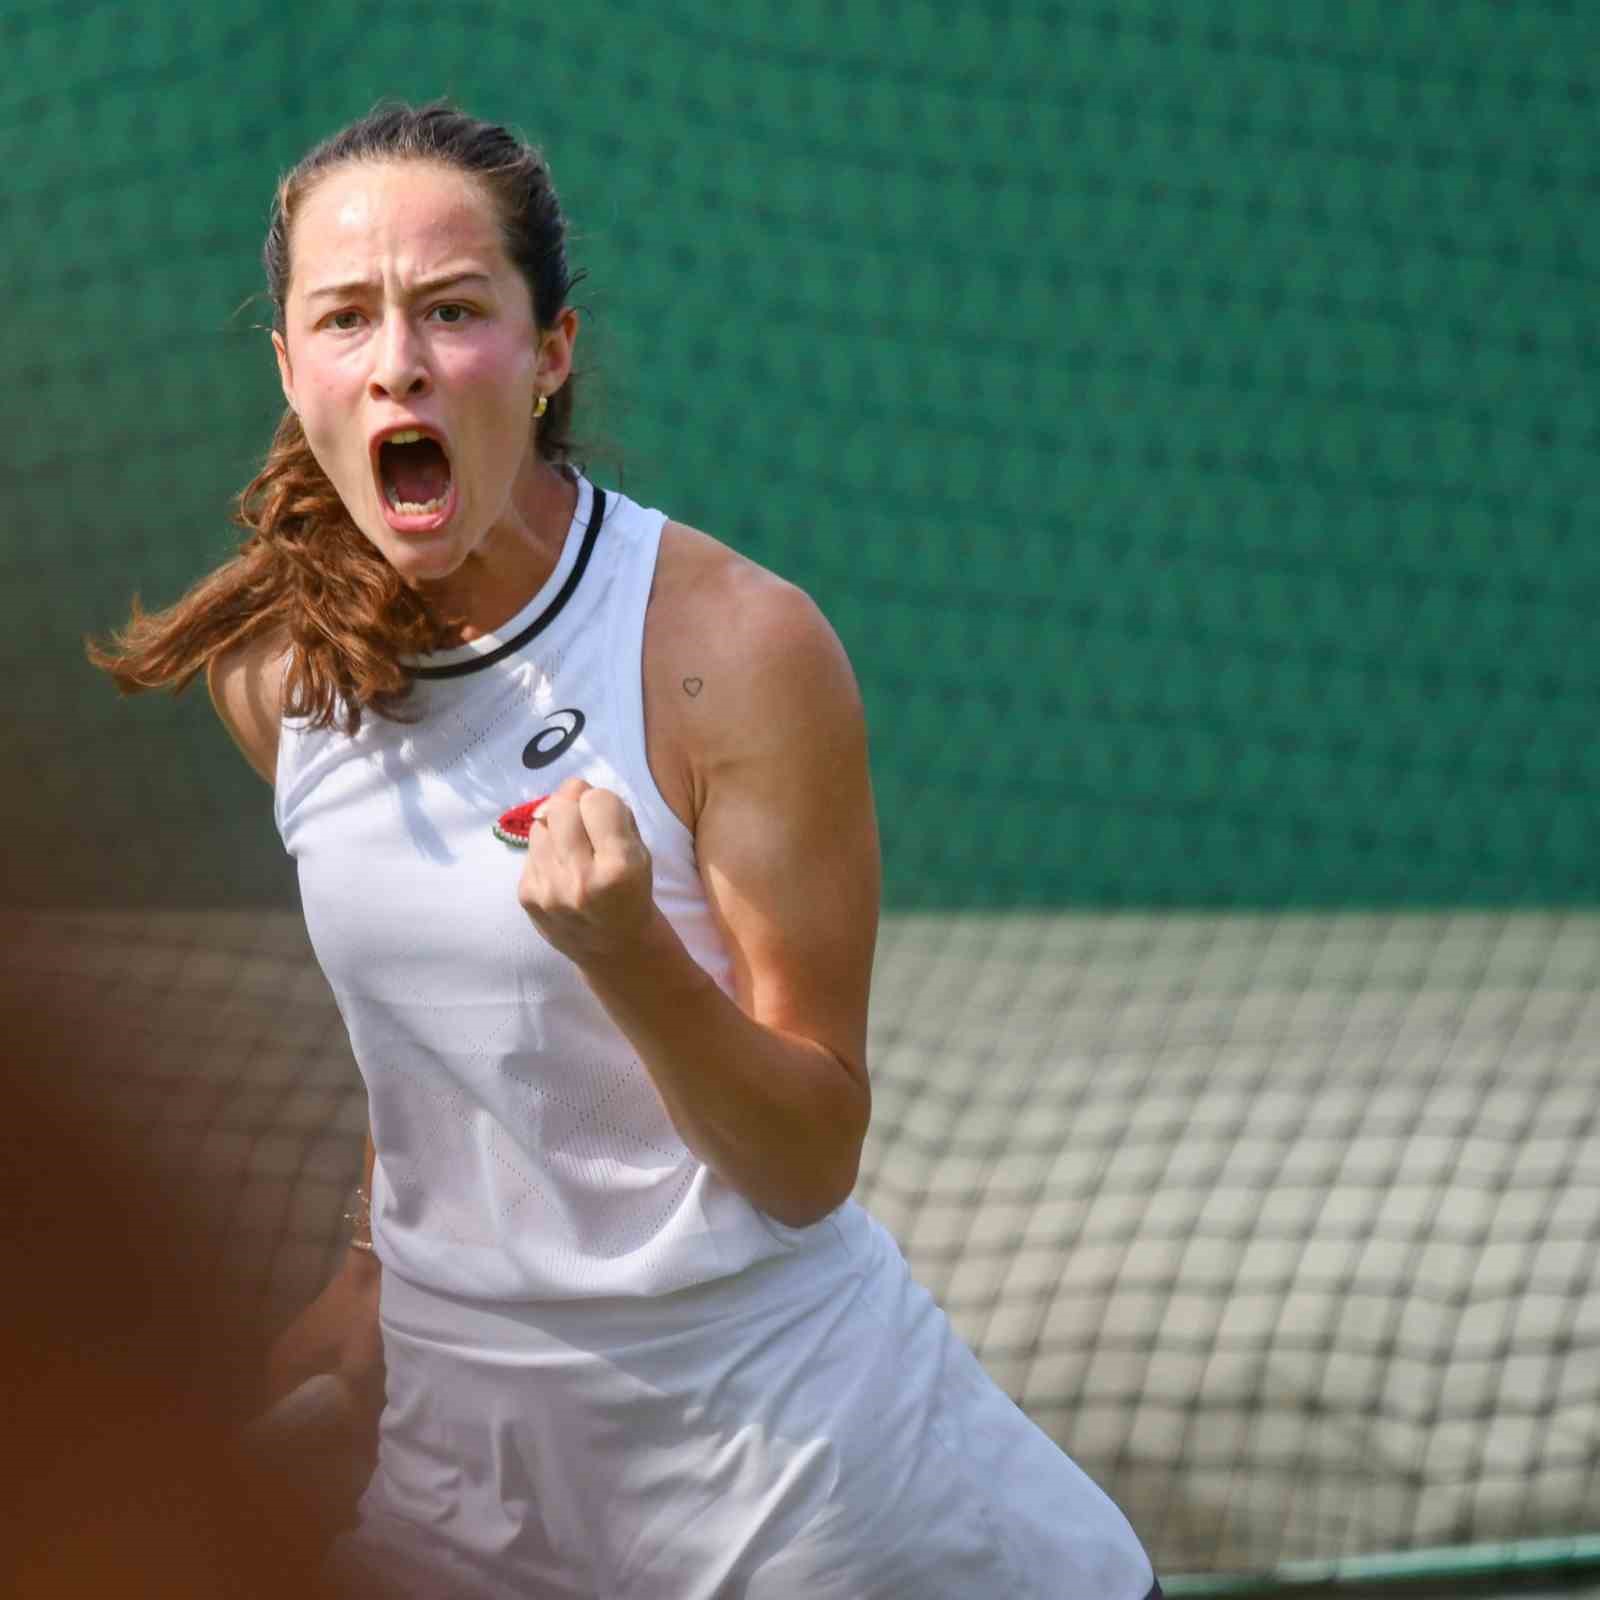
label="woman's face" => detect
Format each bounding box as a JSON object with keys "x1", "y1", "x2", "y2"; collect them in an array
[{"x1": 273, "y1": 160, "x2": 573, "y2": 591}]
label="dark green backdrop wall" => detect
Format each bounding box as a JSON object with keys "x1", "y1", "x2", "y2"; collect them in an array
[{"x1": 6, "y1": 1, "x2": 1596, "y2": 907}]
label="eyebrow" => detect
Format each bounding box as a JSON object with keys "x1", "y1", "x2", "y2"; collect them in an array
[{"x1": 302, "y1": 270, "x2": 495, "y2": 304}]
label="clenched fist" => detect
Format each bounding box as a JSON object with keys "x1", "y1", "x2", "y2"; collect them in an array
[{"x1": 517, "y1": 776, "x2": 656, "y2": 966}]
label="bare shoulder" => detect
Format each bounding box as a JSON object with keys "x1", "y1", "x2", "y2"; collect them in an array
[
  {"x1": 206, "y1": 628, "x2": 290, "y2": 787},
  {"x1": 645, "y1": 522, "x2": 865, "y2": 813},
  {"x1": 645, "y1": 521, "x2": 879, "y2": 1060},
  {"x1": 652, "y1": 522, "x2": 861, "y2": 713}
]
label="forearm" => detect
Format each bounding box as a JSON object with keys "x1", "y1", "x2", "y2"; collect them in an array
[{"x1": 578, "y1": 910, "x2": 870, "y2": 1227}]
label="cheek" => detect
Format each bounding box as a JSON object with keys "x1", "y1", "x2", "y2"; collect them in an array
[
  {"x1": 301, "y1": 412, "x2": 363, "y2": 490},
  {"x1": 296, "y1": 373, "x2": 370, "y2": 480},
  {"x1": 447, "y1": 323, "x2": 536, "y2": 395},
  {"x1": 447, "y1": 347, "x2": 537, "y2": 467},
  {"x1": 446, "y1": 339, "x2": 534, "y2": 403}
]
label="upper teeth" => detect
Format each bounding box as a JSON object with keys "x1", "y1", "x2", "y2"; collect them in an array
[{"x1": 388, "y1": 429, "x2": 426, "y2": 444}]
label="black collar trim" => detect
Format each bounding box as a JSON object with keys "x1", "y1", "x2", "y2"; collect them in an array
[{"x1": 410, "y1": 486, "x2": 607, "y2": 682}]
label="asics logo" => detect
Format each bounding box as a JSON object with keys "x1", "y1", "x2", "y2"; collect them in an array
[{"x1": 522, "y1": 708, "x2": 586, "y2": 769}]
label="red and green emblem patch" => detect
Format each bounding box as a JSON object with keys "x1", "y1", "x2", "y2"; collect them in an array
[{"x1": 493, "y1": 796, "x2": 551, "y2": 848}]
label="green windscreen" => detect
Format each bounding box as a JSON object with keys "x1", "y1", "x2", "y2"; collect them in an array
[{"x1": 7, "y1": 0, "x2": 1595, "y2": 908}]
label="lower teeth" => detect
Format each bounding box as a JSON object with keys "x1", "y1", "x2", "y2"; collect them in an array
[{"x1": 389, "y1": 494, "x2": 448, "y2": 515}]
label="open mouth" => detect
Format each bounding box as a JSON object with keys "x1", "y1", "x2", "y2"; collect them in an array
[{"x1": 377, "y1": 430, "x2": 453, "y2": 518}]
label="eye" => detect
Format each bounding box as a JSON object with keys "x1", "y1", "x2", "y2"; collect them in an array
[
  {"x1": 429, "y1": 303, "x2": 473, "y2": 325},
  {"x1": 324, "y1": 309, "x2": 364, "y2": 332}
]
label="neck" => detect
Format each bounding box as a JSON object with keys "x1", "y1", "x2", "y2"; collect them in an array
[{"x1": 421, "y1": 458, "x2": 578, "y2": 641}]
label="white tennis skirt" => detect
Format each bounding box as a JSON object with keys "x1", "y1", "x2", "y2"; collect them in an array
[{"x1": 327, "y1": 1203, "x2": 1157, "y2": 1599}]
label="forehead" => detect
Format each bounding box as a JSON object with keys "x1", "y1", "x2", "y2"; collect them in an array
[{"x1": 288, "y1": 160, "x2": 509, "y2": 288}]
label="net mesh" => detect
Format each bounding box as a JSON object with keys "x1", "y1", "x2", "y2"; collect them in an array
[
  {"x1": 10, "y1": 906, "x2": 1599, "y2": 1586},
  {"x1": 6, "y1": 0, "x2": 1599, "y2": 1589}
]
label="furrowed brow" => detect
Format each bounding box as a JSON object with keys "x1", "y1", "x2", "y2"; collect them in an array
[
  {"x1": 302, "y1": 278, "x2": 375, "y2": 305},
  {"x1": 302, "y1": 270, "x2": 494, "y2": 304},
  {"x1": 413, "y1": 271, "x2": 494, "y2": 296}
]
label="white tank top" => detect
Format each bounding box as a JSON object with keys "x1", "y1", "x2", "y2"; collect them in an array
[{"x1": 276, "y1": 477, "x2": 821, "y2": 1300}]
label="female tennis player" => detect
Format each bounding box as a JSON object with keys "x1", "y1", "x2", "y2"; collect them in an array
[{"x1": 93, "y1": 103, "x2": 1159, "y2": 1599}]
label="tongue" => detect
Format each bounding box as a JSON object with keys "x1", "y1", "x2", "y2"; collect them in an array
[{"x1": 385, "y1": 439, "x2": 450, "y2": 505}]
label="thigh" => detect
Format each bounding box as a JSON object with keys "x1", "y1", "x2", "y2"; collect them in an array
[{"x1": 329, "y1": 1282, "x2": 596, "y2": 1600}]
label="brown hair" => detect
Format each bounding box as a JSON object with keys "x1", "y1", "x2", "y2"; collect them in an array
[{"x1": 88, "y1": 102, "x2": 581, "y2": 732}]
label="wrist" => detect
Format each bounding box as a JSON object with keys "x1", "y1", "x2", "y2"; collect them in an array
[
  {"x1": 577, "y1": 905, "x2": 697, "y2": 990},
  {"x1": 343, "y1": 1183, "x2": 377, "y2": 1259},
  {"x1": 341, "y1": 1244, "x2": 382, "y2": 1285}
]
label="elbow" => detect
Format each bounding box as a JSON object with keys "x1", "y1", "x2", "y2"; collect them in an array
[
  {"x1": 764, "y1": 1184, "x2": 854, "y2": 1231},
  {"x1": 764, "y1": 1090, "x2": 870, "y2": 1229},
  {"x1": 766, "y1": 1159, "x2": 860, "y2": 1229}
]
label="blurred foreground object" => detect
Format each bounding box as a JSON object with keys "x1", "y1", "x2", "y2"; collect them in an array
[{"x1": 1, "y1": 938, "x2": 346, "y2": 1598}]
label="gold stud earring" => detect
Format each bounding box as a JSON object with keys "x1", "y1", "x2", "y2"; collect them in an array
[{"x1": 533, "y1": 393, "x2": 548, "y2": 419}]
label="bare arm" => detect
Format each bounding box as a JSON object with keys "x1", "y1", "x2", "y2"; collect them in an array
[
  {"x1": 209, "y1": 635, "x2": 382, "y2": 1418},
  {"x1": 519, "y1": 547, "x2": 879, "y2": 1226},
  {"x1": 205, "y1": 631, "x2": 287, "y2": 785},
  {"x1": 210, "y1": 633, "x2": 382, "y2": 1264}
]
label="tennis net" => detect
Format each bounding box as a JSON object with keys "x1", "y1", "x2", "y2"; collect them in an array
[{"x1": 10, "y1": 905, "x2": 1598, "y2": 1590}]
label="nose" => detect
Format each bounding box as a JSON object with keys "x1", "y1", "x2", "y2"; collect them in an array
[{"x1": 368, "y1": 314, "x2": 430, "y2": 402}]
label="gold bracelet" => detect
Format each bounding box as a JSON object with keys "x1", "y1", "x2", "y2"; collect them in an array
[{"x1": 343, "y1": 1184, "x2": 373, "y2": 1253}]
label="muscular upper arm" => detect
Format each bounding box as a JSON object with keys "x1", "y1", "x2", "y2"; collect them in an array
[
  {"x1": 206, "y1": 631, "x2": 288, "y2": 787},
  {"x1": 649, "y1": 532, "x2": 880, "y2": 1081}
]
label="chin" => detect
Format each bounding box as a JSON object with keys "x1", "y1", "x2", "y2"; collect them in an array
[
  {"x1": 357, "y1": 518, "x2": 463, "y2": 582},
  {"x1": 396, "y1": 547, "x2": 468, "y2": 592}
]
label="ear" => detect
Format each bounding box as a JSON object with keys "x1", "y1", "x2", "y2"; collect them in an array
[
  {"x1": 272, "y1": 331, "x2": 298, "y2": 415},
  {"x1": 535, "y1": 307, "x2": 579, "y2": 398}
]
